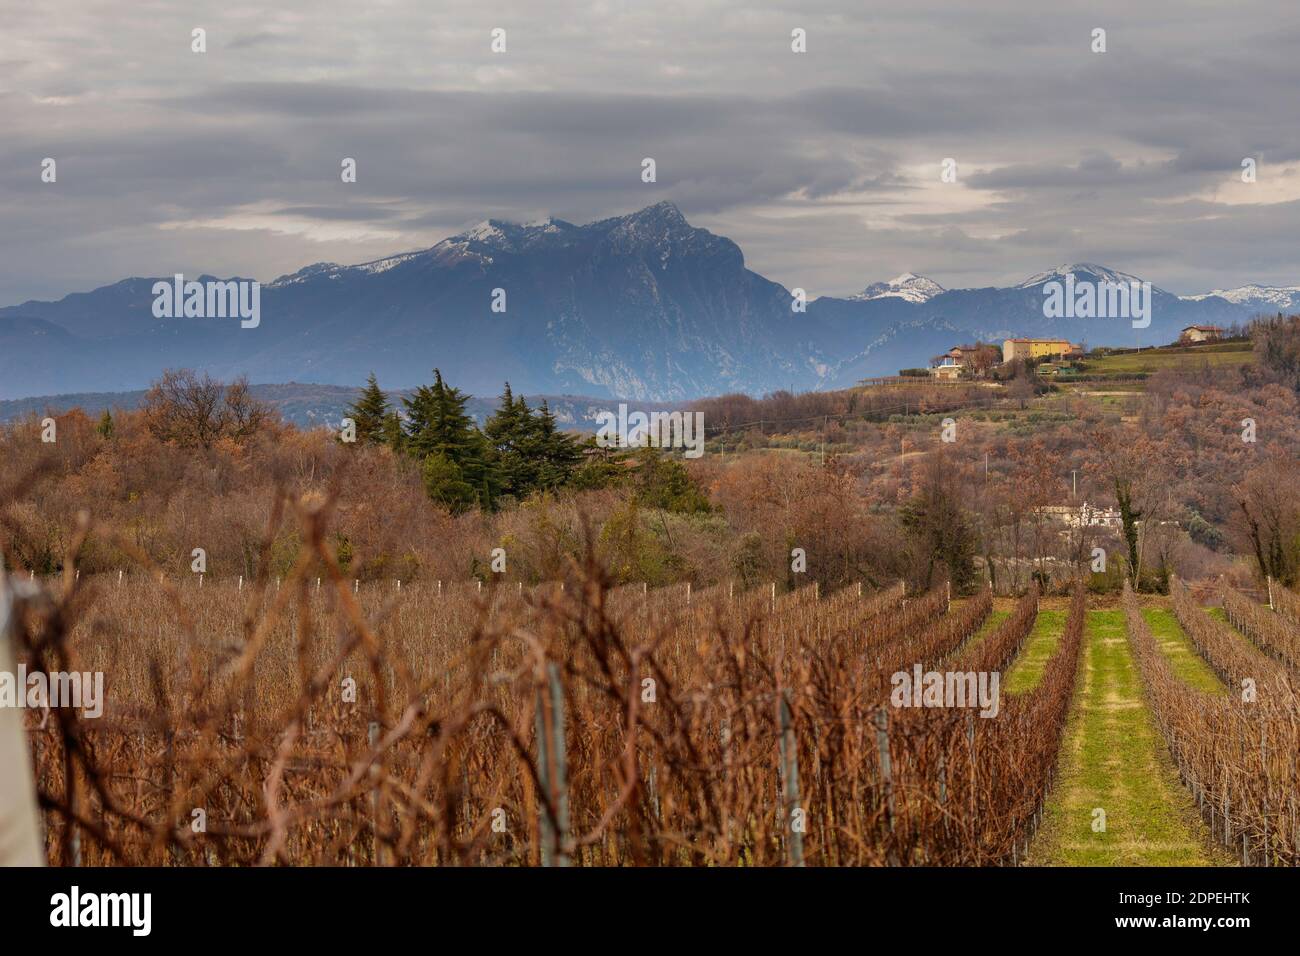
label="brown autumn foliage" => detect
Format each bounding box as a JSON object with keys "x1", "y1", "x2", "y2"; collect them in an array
[{"x1": 5, "y1": 349, "x2": 1299, "y2": 596}]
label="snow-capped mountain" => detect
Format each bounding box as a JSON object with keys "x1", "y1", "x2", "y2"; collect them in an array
[
  {"x1": 0, "y1": 205, "x2": 1293, "y2": 402},
  {"x1": 1015, "y1": 263, "x2": 1162, "y2": 293},
  {"x1": 1, "y1": 202, "x2": 840, "y2": 401},
  {"x1": 850, "y1": 273, "x2": 945, "y2": 304},
  {"x1": 1181, "y1": 284, "x2": 1300, "y2": 311}
]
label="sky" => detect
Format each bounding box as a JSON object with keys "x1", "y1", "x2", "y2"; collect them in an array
[{"x1": 4, "y1": 0, "x2": 1300, "y2": 306}]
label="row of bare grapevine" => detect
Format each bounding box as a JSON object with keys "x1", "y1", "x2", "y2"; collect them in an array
[
  {"x1": 952, "y1": 586, "x2": 1040, "y2": 673},
  {"x1": 856, "y1": 586, "x2": 948, "y2": 654},
  {"x1": 845, "y1": 583, "x2": 1084, "y2": 864},
  {"x1": 1223, "y1": 586, "x2": 1300, "y2": 678},
  {"x1": 1125, "y1": 585, "x2": 1300, "y2": 865},
  {"x1": 1271, "y1": 581, "x2": 1300, "y2": 629},
  {"x1": 1170, "y1": 577, "x2": 1291, "y2": 696},
  {"x1": 860, "y1": 588, "x2": 993, "y2": 701}
]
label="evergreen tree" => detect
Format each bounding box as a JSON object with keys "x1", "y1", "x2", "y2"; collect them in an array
[
  {"x1": 633, "y1": 448, "x2": 711, "y2": 514},
  {"x1": 485, "y1": 385, "x2": 582, "y2": 500},
  {"x1": 404, "y1": 370, "x2": 472, "y2": 458},
  {"x1": 96, "y1": 410, "x2": 114, "y2": 439},
  {"x1": 422, "y1": 452, "x2": 477, "y2": 513},
  {"x1": 381, "y1": 410, "x2": 405, "y2": 452},
  {"x1": 403, "y1": 369, "x2": 500, "y2": 510},
  {"x1": 345, "y1": 373, "x2": 390, "y2": 445},
  {"x1": 484, "y1": 383, "x2": 536, "y2": 498},
  {"x1": 533, "y1": 399, "x2": 582, "y2": 489}
]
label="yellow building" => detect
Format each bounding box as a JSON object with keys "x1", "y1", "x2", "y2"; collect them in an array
[{"x1": 1002, "y1": 338, "x2": 1076, "y2": 363}]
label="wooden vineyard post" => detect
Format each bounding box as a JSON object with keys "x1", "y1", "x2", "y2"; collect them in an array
[
  {"x1": 778, "y1": 690, "x2": 804, "y2": 867},
  {"x1": 534, "y1": 662, "x2": 570, "y2": 867},
  {"x1": 874, "y1": 709, "x2": 898, "y2": 865}
]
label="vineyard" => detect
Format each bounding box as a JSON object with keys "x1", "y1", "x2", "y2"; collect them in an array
[
  {"x1": 6, "y1": 502, "x2": 1300, "y2": 867},
  {"x1": 1128, "y1": 582, "x2": 1300, "y2": 865}
]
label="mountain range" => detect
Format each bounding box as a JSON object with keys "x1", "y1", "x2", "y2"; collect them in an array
[{"x1": 1, "y1": 201, "x2": 1294, "y2": 402}]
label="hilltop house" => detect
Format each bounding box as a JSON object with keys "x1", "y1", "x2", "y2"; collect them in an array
[
  {"x1": 930, "y1": 345, "x2": 972, "y2": 380},
  {"x1": 929, "y1": 343, "x2": 999, "y2": 379},
  {"x1": 1180, "y1": 324, "x2": 1224, "y2": 343},
  {"x1": 1002, "y1": 338, "x2": 1079, "y2": 363}
]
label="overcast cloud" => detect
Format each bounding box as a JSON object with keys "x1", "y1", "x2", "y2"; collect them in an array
[{"x1": 3, "y1": 0, "x2": 1300, "y2": 305}]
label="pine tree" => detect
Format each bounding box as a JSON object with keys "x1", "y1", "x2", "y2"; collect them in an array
[
  {"x1": 345, "y1": 373, "x2": 390, "y2": 445},
  {"x1": 96, "y1": 410, "x2": 114, "y2": 439}
]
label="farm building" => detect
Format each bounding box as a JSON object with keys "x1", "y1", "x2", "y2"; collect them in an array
[{"x1": 1002, "y1": 338, "x2": 1078, "y2": 363}]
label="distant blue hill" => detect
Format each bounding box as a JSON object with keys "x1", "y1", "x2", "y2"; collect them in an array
[{"x1": 0, "y1": 382, "x2": 676, "y2": 434}]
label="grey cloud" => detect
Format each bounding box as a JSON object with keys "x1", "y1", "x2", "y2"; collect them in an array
[{"x1": 4, "y1": 0, "x2": 1300, "y2": 304}]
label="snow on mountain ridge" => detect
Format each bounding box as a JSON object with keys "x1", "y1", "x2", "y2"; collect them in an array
[
  {"x1": 1181, "y1": 284, "x2": 1300, "y2": 307},
  {"x1": 1015, "y1": 263, "x2": 1153, "y2": 290},
  {"x1": 850, "y1": 272, "x2": 946, "y2": 303}
]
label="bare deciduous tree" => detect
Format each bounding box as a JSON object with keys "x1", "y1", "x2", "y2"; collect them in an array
[{"x1": 141, "y1": 370, "x2": 272, "y2": 448}]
